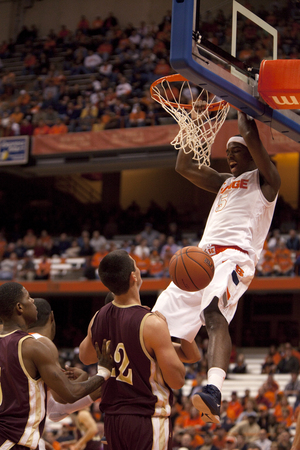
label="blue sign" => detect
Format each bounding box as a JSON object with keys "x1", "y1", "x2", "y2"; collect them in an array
[{"x1": 0, "y1": 136, "x2": 29, "y2": 165}]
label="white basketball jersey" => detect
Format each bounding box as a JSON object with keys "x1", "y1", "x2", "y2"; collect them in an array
[{"x1": 199, "y1": 169, "x2": 277, "y2": 265}]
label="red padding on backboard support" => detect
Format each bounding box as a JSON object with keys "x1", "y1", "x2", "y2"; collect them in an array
[{"x1": 258, "y1": 59, "x2": 300, "y2": 109}]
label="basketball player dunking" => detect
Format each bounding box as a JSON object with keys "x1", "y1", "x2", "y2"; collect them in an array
[{"x1": 152, "y1": 111, "x2": 281, "y2": 423}]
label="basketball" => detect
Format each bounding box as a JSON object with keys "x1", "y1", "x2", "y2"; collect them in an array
[{"x1": 169, "y1": 246, "x2": 214, "y2": 292}]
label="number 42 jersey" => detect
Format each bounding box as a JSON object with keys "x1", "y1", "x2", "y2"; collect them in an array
[{"x1": 91, "y1": 302, "x2": 173, "y2": 417}]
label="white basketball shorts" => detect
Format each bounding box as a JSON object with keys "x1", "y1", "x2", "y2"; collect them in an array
[{"x1": 152, "y1": 248, "x2": 255, "y2": 342}]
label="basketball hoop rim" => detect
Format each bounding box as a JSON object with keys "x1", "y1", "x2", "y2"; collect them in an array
[{"x1": 150, "y1": 73, "x2": 228, "y2": 111}]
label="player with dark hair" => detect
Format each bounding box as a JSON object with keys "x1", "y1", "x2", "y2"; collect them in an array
[
  {"x1": 28, "y1": 297, "x2": 102, "y2": 423},
  {"x1": 152, "y1": 112, "x2": 281, "y2": 423},
  {"x1": 31, "y1": 297, "x2": 53, "y2": 328},
  {"x1": 79, "y1": 249, "x2": 201, "y2": 450},
  {"x1": 0, "y1": 281, "x2": 113, "y2": 449}
]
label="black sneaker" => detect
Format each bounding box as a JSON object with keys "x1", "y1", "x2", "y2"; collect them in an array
[{"x1": 192, "y1": 384, "x2": 221, "y2": 424}]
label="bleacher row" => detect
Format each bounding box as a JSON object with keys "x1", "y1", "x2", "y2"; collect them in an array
[
  {"x1": 31, "y1": 257, "x2": 86, "y2": 279},
  {"x1": 3, "y1": 48, "x2": 99, "y2": 91},
  {"x1": 183, "y1": 348, "x2": 294, "y2": 404}
]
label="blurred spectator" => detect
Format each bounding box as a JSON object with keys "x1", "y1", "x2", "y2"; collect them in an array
[
  {"x1": 232, "y1": 353, "x2": 247, "y2": 374},
  {"x1": 16, "y1": 89, "x2": 31, "y2": 110},
  {"x1": 49, "y1": 118, "x2": 68, "y2": 134},
  {"x1": 128, "y1": 103, "x2": 146, "y2": 127},
  {"x1": 261, "y1": 374, "x2": 280, "y2": 407},
  {"x1": 254, "y1": 429, "x2": 272, "y2": 450},
  {"x1": 33, "y1": 120, "x2": 50, "y2": 135},
  {"x1": 134, "y1": 238, "x2": 150, "y2": 259},
  {"x1": 84, "y1": 50, "x2": 102, "y2": 72},
  {"x1": 283, "y1": 371, "x2": 300, "y2": 397},
  {"x1": 90, "y1": 230, "x2": 107, "y2": 252},
  {"x1": 0, "y1": 252, "x2": 18, "y2": 280},
  {"x1": 35, "y1": 254, "x2": 51, "y2": 280},
  {"x1": 286, "y1": 229, "x2": 300, "y2": 251},
  {"x1": 199, "y1": 430, "x2": 219, "y2": 450},
  {"x1": 57, "y1": 25, "x2": 71, "y2": 43},
  {"x1": 261, "y1": 357, "x2": 276, "y2": 374},
  {"x1": 20, "y1": 117, "x2": 34, "y2": 135},
  {"x1": 228, "y1": 412, "x2": 261, "y2": 443},
  {"x1": 57, "y1": 233, "x2": 71, "y2": 255},
  {"x1": 256, "y1": 386, "x2": 272, "y2": 410},
  {"x1": 140, "y1": 222, "x2": 160, "y2": 246},
  {"x1": 22, "y1": 52, "x2": 37, "y2": 75},
  {"x1": 64, "y1": 239, "x2": 81, "y2": 258},
  {"x1": 224, "y1": 436, "x2": 238, "y2": 450},
  {"x1": 276, "y1": 430, "x2": 291, "y2": 450},
  {"x1": 148, "y1": 250, "x2": 164, "y2": 277},
  {"x1": 267, "y1": 229, "x2": 285, "y2": 252},
  {"x1": 17, "y1": 252, "x2": 36, "y2": 281},
  {"x1": 10, "y1": 106, "x2": 24, "y2": 124},
  {"x1": 115, "y1": 76, "x2": 132, "y2": 99},
  {"x1": 77, "y1": 15, "x2": 90, "y2": 34},
  {"x1": 277, "y1": 343, "x2": 300, "y2": 373},
  {"x1": 79, "y1": 236, "x2": 94, "y2": 257},
  {"x1": 91, "y1": 16, "x2": 103, "y2": 35},
  {"x1": 227, "y1": 391, "x2": 244, "y2": 422},
  {"x1": 130, "y1": 244, "x2": 150, "y2": 277},
  {"x1": 274, "y1": 242, "x2": 294, "y2": 276},
  {"x1": 273, "y1": 394, "x2": 293, "y2": 425},
  {"x1": 103, "y1": 12, "x2": 118, "y2": 31},
  {"x1": 34, "y1": 238, "x2": 47, "y2": 258},
  {"x1": 236, "y1": 399, "x2": 257, "y2": 423},
  {"x1": 23, "y1": 229, "x2": 37, "y2": 249},
  {"x1": 90, "y1": 244, "x2": 109, "y2": 269}
]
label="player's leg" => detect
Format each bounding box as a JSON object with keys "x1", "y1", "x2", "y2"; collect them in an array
[
  {"x1": 204, "y1": 296, "x2": 232, "y2": 372},
  {"x1": 192, "y1": 296, "x2": 230, "y2": 424}
]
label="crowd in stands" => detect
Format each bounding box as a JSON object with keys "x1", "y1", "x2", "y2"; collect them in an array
[
  {"x1": 0, "y1": 220, "x2": 300, "y2": 282},
  {"x1": 0, "y1": 1, "x2": 299, "y2": 136},
  {"x1": 256, "y1": 229, "x2": 300, "y2": 277}
]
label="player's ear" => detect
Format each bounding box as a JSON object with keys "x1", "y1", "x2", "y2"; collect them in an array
[
  {"x1": 50, "y1": 310, "x2": 54, "y2": 323},
  {"x1": 16, "y1": 302, "x2": 23, "y2": 315},
  {"x1": 130, "y1": 271, "x2": 137, "y2": 284}
]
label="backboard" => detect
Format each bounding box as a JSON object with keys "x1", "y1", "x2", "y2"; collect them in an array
[{"x1": 169, "y1": 0, "x2": 300, "y2": 143}]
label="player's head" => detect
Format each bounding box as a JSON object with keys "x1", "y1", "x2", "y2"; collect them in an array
[
  {"x1": 0, "y1": 281, "x2": 37, "y2": 324},
  {"x1": 226, "y1": 135, "x2": 254, "y2": 176},
  {"x1": 29, "y1": 297, "x2": 56, "y2": 339},
  {"x1": 31, "y1": 298, "x2": 52, "y2": 326},
  {"x1": 98, "y1": 250, "x2": 139, "y2": 295}
]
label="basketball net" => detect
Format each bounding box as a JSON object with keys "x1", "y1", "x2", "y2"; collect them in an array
[{"x1": 150, "y1": 74, "x2": 230, "y2": 168}]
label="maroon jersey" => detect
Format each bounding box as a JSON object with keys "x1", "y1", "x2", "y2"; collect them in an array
[
  {"x1": 91, "y1": 302, "x2": 173, "y2": 417},
  {"x1": 0, "y1": 330, "x2": 47, "y2": 449}
]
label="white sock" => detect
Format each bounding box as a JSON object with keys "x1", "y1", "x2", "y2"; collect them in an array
[{"x1": 207, "y1": 367, "x2": 226, "y2": 392}]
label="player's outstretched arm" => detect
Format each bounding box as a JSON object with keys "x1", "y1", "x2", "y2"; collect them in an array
[
  {"x1": 175, "y1": 147, "x2": 229, "y2": 193},
  {"x1": 173, "y1": 339, "x2": 201, "y2": 364},
  {"x1": 72, "y1": 409, "x2": 98, "y2": 450},
  {"x1": 143, "y1": 314, "x2": 186, "y2": 389},
  {"x1": 238, "y1": 111, "x2": 281, "y2": 201},
  {"x1": 79, "y1": 313, "x2": 98, "y2": 365},
  {"x1": 152, "y1": 311, "x2": 200, "y2": 363},
  {"x1": 23, "y1": 337, "x2": 112, "y2": 403}
]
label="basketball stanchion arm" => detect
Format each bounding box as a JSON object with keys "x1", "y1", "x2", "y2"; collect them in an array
[{"x1": 169, "y1": 0, "x2": 300, "y2": 144}]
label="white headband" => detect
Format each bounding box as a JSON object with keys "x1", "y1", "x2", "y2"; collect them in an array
[{"x1": 226, "y1": 136, "x2": 247, "y2": 148}]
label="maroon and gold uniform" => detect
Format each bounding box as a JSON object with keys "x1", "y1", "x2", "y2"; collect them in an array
[
  {"x1": 91, "y1": 302, "x2": 173, "y2": 450},
  {"x1": 0, "y1": 330, "x2": 47, "y2": 450}
]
